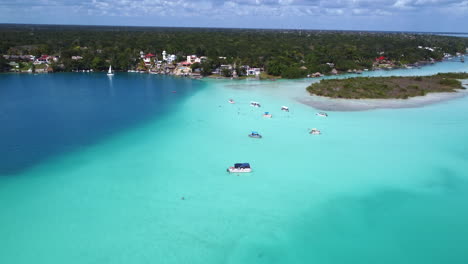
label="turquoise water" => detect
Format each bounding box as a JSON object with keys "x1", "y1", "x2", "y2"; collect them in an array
[{"x1": 1, "y1": 62, "x2": 468, "y2": 263}]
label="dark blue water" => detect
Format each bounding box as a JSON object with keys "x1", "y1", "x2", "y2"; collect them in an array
[{"x1": 0, "y1": 73, "x2": 202, "y2": 175}]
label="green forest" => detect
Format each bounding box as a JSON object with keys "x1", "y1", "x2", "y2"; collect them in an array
[
  {"x1": 307, "y1": 73, "x2": 468, "y2": 99},
  {"x1": 1, "y1": 24, "x2": 467, "y2": 78}
]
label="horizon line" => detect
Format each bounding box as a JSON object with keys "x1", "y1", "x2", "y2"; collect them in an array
[{"x1": 1, "y1": 22, "x2": 467, "y2": 35}]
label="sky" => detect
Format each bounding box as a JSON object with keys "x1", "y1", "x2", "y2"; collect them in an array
[{"x1": 0, "y1": 0, "x2": 467, "y2": 32}]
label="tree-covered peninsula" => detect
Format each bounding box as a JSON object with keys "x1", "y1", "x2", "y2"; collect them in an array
[
  {"x1": 1, "y1": 24, "x2": 468, "y2": 78},
  {"x1": 306, "y1": 73, "x2": 468, "y2": 99}
]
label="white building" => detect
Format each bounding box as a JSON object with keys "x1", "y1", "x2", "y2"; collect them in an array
[
  {"x1": 143, "y1": 53, "x2": 156, "y2": 66},
  {"x1": 34, "y1": 55, "x2": 51, "y2": 65},
  {"x1": 186, "y1": 55, "x2": 201, "y2": 64},
  {"x1": 162, "y1": 50, "x2": 176, "y2": 64},
  {"x1": 247, "y1": 67, "x2": 262, "y2": 76},
  {"x1": 167, "y1": 55, "x2": 176, "y2": 63}
]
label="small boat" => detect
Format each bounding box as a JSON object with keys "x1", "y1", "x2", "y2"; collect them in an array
[
  {"x1": 316, "y1": 112, "x2": 328, "y2": 117},
  {"x1": 227, "y1": 163, "x2": 252, "y2": 173},
  {"x1": 310, "y1": 128, "x2": 321, "y2": 135},
  {"x1": 229, "y1": 99, "x2": 235, "y2": 104},
  {"x1": 263, "y1": 112, "x2": 272, "y2": 118},
  {"x1": 107, "y1": 65, "x2": 114, "y2": 76},
  {"x1": 281, "y1": 106, "x2": 289, "y2": 112},
  {"x1": 250, "y1": 101, "x2": 261, "y2": 107},
  {"x1": 248, "y1": 131, "x2": 262, "y2": 138}
]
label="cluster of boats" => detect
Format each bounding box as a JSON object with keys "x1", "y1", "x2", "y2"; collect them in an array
[{"x1": 227, "y1": 99, "x2": 328, "y2": 173}]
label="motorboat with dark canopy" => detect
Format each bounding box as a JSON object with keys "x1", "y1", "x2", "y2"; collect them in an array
[{"x1": 227, "y1": 163, "x2": 252, "y2": 173}]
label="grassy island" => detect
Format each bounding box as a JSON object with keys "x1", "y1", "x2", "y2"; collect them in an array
[{"x1": 306, "y1": 73, "x2": 468, "y2": 99}]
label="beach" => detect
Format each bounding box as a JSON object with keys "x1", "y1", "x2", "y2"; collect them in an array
[
  {"x1": 298, "y1": 87, "x2": 468, "y2": 111},
  {"x1": 213, "y1": 56, "x2": 468, "y2": 112}
]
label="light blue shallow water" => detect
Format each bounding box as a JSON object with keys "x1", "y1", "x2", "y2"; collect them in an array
[{"x1": 1, "y1": 61, "x2": 468, "y2": 263}]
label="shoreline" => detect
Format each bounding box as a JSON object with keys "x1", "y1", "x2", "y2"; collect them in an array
[{"x1": 296, "y1": 85, "x2": 468, "y2": 111}]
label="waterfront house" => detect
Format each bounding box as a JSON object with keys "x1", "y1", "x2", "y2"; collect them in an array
[
  {"x1": 162, "y1": 51, "x2": 177, "y2": 63},
  {"x1": 34, "y1": 55, "x2": 51, "y2": 65},
  {"x1": 247, "y1": 67, "x2": 262, "y2": 76},
  {"x1": 186, "y1": 55, "x2": 201, "y2": 64},
  {"x1": 144, "y1": 53, "x2": 156, "y2": 66}
]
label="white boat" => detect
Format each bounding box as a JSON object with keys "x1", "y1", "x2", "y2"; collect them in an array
[
  {"x1": 310, "y1": 128, "x2": 321, "y2": 135},
  {"x1": 107, "y1": 65, "x2": 114, "y2": 76},
  {"x1": 250, "y1": 101, "x2": 261, "y2": 107},
  {"x1": 248, "y1": 131, "x2": 262, "y2": 138},
  {"x1": 227, "y1": 163, "x2": 252, "y2": 173},
  {"x1": 263, "y1": 112, "x2": 272, "y2": 118},
  {"x1": 316, "y1": 112, "x2": 328, "y2": 117},
  {"x1": 281, "y1": 106, "x2": 289, "y2": 112},
  {"x1": 229, "y1": 99, "x2": 235, "y2": 104}
]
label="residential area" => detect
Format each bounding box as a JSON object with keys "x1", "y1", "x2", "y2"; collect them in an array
[{"x1": 2, "y1": 50, "x2": 264, "y2": 79}]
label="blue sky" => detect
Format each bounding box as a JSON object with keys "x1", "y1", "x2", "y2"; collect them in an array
[{"x1": 0, "y1": 0, "x2": 467, "y2": 32}]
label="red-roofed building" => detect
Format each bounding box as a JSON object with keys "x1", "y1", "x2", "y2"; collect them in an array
[
  {"x1": 376, "y1": 56, "x2": 386, "y2": 61},
  {"x1": 34, "y1": 55, "x2": 51, "y2": 64},
  {"x1": 180, "y1": 61, "x2": 191, "y2": 66},
  {"x1": 143, "y1": 53, "x2": 156, "y2": 66}
]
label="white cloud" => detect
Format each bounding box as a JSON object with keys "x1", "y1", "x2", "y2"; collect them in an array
[{"x1": 0, "y1": 0, "x2": 467, "y2": 30}]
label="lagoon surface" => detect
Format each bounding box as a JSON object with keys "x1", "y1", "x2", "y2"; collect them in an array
[{"x1": 1, "y1": 61, "x2": 468, "y2": 263}]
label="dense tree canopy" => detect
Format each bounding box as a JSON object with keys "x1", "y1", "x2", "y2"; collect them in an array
[{"x1": 1, "y1": 24, "x2": 467, "y2": 78}]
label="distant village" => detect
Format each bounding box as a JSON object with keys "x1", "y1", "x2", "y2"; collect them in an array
[
  {"x1": 2, "y1": 50, "x2": 264, "y2": 79},
  {"x1": 2, "y1": 46, "x2": 466, "y2": 78}
]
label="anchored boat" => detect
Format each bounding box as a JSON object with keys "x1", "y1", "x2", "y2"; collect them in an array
[
  {"x1": 248, "y1": 131, "x2": 262, "y2": 138},
  {"x1": 281, "y1": 106, "x2": 289, "y2": 112},
  {"x1": 316, "y1": 112, "x2": 328, "y2": 117},
  {"x1": 250, "y1": 101, "x2": 261, "y2": 107},
  {"x1": 263, "y1": 112, "x2": 272, "y2": 118},
  {"x1": 229, "y1": 99, "x2": 235, "y2": 104},
  {"x1": 310, "y1": 128, "x2": 321, "y2": 135},
  {"x1": 107, "y1": 65, "x2": 114, "y2": 76},
  {"x1": 227, "y1": 163, "x2": 252, "y2": 173}
]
